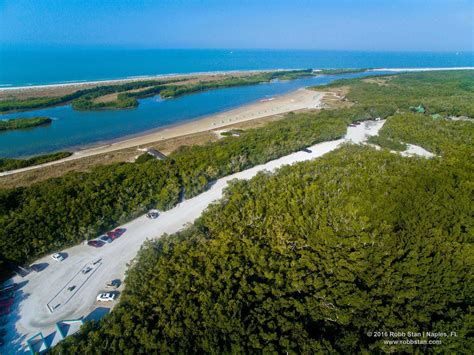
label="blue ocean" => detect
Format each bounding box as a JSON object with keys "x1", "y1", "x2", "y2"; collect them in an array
[
  {"x1": 0, "y1": 49, "x2": 472, "y2": 157},
  {"x1": 1, "y1": 48, "x2": 472, "y2": 87}
]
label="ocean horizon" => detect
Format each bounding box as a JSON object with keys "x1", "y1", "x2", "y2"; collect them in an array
[{"x1": 1, "y1": 48, "x2": 473, "y2": 87}]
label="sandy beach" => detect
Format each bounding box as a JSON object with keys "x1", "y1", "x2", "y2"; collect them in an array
[
  {"x1": 0, "y1": 88, "x2": 324, "y2": 176},
  {"x1": 373, "y1": 67, "x2": 474, "y2": 72}
]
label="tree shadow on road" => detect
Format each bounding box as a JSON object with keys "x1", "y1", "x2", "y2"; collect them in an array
[
  {"x1": 84, "y1": 307, "x2": 110, "y2": 322},
  {"x1": 0, "y1": 286, "x2": 30, "y2": 354}
]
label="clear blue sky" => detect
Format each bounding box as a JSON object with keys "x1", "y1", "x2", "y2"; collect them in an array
[{"x1": 0, "y1": 0, "x2": 473, "y2": 51}]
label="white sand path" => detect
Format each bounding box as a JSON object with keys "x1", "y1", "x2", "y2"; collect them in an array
[{"x1": 400, "y1": 143, "x2": 436, "y2": 158}]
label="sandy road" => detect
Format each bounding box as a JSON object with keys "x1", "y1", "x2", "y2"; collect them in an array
[{"x1": 3, "y1": 120, "x2": 384, "y2": 353}]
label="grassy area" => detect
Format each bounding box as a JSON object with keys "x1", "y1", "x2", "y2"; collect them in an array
[
  {"x1": 0, "y1": 116, "x2": 51, "y2": 131},
  {"x1": 312, "y1": 70, "x2": 474, "y2": 117},
  {"x1": 0, "y1": 151, "x2": 72, "y2": 172}
]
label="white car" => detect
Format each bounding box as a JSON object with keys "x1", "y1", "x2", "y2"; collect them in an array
[
  {"x1": 146, "y1": 209, "x2": 160, "y2": 219},
  {"x1": 96, "y1": 292, "x2": 117, "y2": 302},
  {"x1": 51, "y1": 253, "x2": 65, "y2": 262}
]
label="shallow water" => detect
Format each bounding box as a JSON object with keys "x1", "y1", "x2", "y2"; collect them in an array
[{"x1": 0, "y1": 71, "x2": 388, "y2": 157}]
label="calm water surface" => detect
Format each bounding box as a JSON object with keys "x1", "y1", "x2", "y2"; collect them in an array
[{"x1": 0, "y1": 71, "x2": 418, "y2": 157}]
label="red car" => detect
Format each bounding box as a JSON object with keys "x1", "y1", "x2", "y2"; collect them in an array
[
  {"x1": 106, "y1": 231, "x2": 119, "y2": 240},
  {"x1": 106, "y1": 228, "x2": 126, "y2": 240},
  {"x1": 114, "y1": 228, "x2": 126, "y2": 236},
  {"x1": 87, "y1": 240, "x2": 104, "y2": 248}
]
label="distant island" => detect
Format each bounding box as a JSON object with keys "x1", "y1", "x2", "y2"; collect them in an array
[{"x1": 0, "y1": 116, "x2": 52, "y2": 131}]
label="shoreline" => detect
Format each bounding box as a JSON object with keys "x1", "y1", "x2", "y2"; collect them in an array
[
  {"x1": 0, "y1": 68, "x2": 296, "y2": 92},
  {"x1": 372, "y1": 67, "x2": 474, "y2": 72},
  {"x1": 1, "y1": 67, "x2": 473, "y2": 92},
  {"x1": 0, "y1": 88, "x2": 324, "y2": 176}
]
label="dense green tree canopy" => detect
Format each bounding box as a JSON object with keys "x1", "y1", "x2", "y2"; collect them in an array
[
  {"x1": 372, "y1": 112, "x2": 473, "y2": 157},
  {"x1": 1, "y1": 70, "x2": 472, "y2": 353},
  {"x1": 0, "y1": 112, "x2": 345, "y2": 264},
  {"x1": 53, "y1": 145, "x2": 473, "y2": 353},
  {"x1": 51, "y1": 70, "x2": 474, "y2": 353},
  {"x1": 313, "y1": 70, "x2": 474, "y2": 118}
]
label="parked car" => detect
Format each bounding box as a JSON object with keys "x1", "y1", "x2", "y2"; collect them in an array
[
  {"x1": 96, "y1": 292, "x2": 117, "y2": 302},
  {"x1": 106, "y1": 279, "x2": 121, "y2": 289},
  {"x1": 114, "y1": 228, "x2": 126, "y2": 236},
  {"x1": 87, "y1": 240, "x2": 104, "y2": 248},
  {"x1": 82, "y1": 266, "x2": 92, "y2": 274},
  {"x1": 51, "y1": 253, "x2": 65, "y2": 262},
  {"x1": 146, "y1": 209, "x2": 160, "y2": 219},
  {"x1": 106, "y1": 231, "x2": 119, "y2": 239},
  {"x1": 99, "y1": 235, "x2": 113, "y2": 244},
  {"x1": 302, "y1": 148, "x2": 312, "y2": 153}
]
